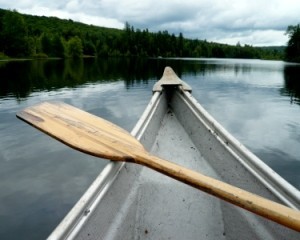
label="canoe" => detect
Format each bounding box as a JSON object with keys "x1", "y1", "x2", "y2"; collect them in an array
[
  {"x1": 26, "y1": 67, "x2": 300, "y2": 239},
  {"x1": 46, "y1": 67, "x2": 299, "y2": 239}
]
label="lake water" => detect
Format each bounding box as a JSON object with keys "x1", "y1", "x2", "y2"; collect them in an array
[{"x1": 0, "y1": 58, "x2": 299, "y2": 239}]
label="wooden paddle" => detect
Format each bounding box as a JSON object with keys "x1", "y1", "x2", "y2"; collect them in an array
[{"x1": 17, "y1": 101, "x2": 300, "y2": 232}]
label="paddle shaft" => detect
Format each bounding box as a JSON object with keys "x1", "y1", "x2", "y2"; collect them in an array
[{"x1": 134, "y1": 153, "x2": 300, "y2": 232}]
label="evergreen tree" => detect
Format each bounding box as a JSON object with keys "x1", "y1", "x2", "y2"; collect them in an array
[
  {"x1": 52, "y1": 35, "x2": 65, "y2": 58},
  {"x1": 285, "y1": 24, "x2": 300, "y2": 63},
  {"x1": 177, "y1": 32, "x2": 184, "y2": 57},
  {"x1": 41, "y1": 33, "x2": 52, "y2": 56}
]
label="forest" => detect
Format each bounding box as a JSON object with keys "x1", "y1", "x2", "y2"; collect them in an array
[{"x1": 0, "y1": 9, "x2": 291, "y2": 60}]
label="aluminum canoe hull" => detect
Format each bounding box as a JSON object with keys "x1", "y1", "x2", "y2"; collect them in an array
[{"x1": 48, "y1": 67, "x2": 300, "y2": 240}]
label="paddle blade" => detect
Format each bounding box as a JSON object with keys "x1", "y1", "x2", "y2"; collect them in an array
[{"x1": 16, "y1": 102, "x2": 145, "y2": 162}]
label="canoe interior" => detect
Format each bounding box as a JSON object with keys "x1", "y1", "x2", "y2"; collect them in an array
[{"x1": 48, "y1": 85, "x2": 299, "y2": 240}]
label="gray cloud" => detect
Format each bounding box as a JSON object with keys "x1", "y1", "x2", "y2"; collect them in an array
[{"x1": 1, "y1": 0, "x2": 300, "y2": 46}]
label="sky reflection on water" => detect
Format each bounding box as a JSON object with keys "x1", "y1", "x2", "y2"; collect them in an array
[{"x1": 185, "y1": 59, "x2": 300, "y2": 188}]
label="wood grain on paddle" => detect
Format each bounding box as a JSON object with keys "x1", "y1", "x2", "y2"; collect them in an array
[
  {"x1": 17, "y1": 102, "x2": 300, "y2": 232},
  {"x1": 17, "y1": 102, "x2": 144, "y2": 161}
]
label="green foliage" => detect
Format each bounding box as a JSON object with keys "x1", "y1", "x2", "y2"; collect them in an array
[
  {"x1": 31, "y1": 53, "x2": 48, "y2": 59},
  {"x1": 0, "y1": 52, "x2": 9, "y2": 59},
  {"x1": 40, "y1": 33, "x2": 65, "y2": 58},
  {"x1": 285, "y1": 24, "x2": 300, "y2": 62},
  {"x1": 0, "y1": 8, "x2": 286, "y2": 60},
  {"x1": 52, "y1": 35, "x2": 65, "y2": 58},
  {"x1": 83, "y1": 40, "x2": 96, "y2": 56},
  {"x1": 67, "y1": 36, "x2": 83, "y2": 58},
  {"x1": 1, "y1": 10, "x2": 30, "y2": 57},
  {"x1": 41, "y1": 33, "x2": 52, "y2": 55}
]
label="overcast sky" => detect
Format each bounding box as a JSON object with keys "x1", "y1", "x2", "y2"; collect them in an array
[{"x1": 0, "y1": 0, "x2": 299, "y2": 46}]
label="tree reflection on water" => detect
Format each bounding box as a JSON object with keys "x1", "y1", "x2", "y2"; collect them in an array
[
  {"x1": 0, "y1": 58, "x2": 163, "y2": 100},
  {"x1": 283, "y1": 65, "x2": 300, "y2": 105}
]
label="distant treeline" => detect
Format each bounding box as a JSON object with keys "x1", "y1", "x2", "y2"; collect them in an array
[{"x1": 0, "y1": 9, "x2": 285, "y2": 60}]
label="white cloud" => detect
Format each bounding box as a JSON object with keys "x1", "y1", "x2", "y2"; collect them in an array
[
  {"x1": 203, "y1": 29, "x2": 289, "y2": 46},
  {"x1": 1, "y1": 0, "x2": 300, "y2": 45}
]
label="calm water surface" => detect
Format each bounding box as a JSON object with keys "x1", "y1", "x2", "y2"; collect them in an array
[{"x1": 0, "y1": 58, "x2": 299, "y2": 239}]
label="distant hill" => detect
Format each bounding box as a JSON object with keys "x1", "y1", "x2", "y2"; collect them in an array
[{"x1": 0, "y1": 8, "x2": 285, "y2": 60}]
